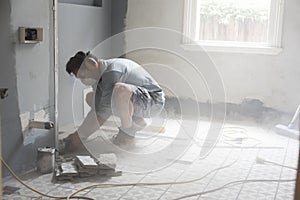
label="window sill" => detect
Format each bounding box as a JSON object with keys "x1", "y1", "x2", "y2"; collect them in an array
[{"x1": 181, "y1": 43, "x2": 282, "y2": 55}]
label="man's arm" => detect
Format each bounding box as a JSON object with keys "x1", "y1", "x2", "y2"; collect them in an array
[
  {"x1": 75, "y1": 71, "x2": 122, "y2": 139},
  {"x1": 97, "y1": 115, "x2": 106, "y2": 127},
  {"x1": 95, "y1": 71, "x2": 123, "y2": 120},
  {"x1": 74, "y1": 109, "x2": 107, "y2": 141},
  {"x1": 63, "y1": 109, "x2": 105, "y2": 153}
]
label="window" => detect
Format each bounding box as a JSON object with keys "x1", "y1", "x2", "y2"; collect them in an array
[{"x1": 182, "y1": 0, "x2": 284, "y2": 54}]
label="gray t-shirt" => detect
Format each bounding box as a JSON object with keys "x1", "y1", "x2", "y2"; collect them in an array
[{"x1": 94, "y1": 58, "x2": 162, "y2": 119}]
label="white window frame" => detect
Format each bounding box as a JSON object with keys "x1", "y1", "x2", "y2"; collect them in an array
[{"x1": 182, "y1": 0, "x2": 285, "y2": 55}]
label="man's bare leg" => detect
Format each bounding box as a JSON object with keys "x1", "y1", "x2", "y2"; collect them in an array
[
  {"x1": 111, "y1": 83, "x2": 137, "y2": 145},
  {"x1": 111, "y1": 83, "x2": 135, "y2": 129}
]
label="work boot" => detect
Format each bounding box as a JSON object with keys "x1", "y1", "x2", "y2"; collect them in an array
[
  {"x1": 112, "y1": 128, "x2": 135, "y2": 147},
  {"x1": 61, "y1": 132, "x2": 89, "y2": 154},
  {"x1": 132, "y1": 116, "x2": 148, "y2": 131}
]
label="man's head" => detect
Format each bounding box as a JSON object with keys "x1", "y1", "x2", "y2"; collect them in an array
[
  {"x1": 66, "y1": 51, "x2": 86, "y2": 76},
  {"x1": 66, "y1": 51, "x2": 99, "y2": 79}
]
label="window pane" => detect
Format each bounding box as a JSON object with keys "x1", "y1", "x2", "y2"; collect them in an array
[{"x1": 198, "y1": 0, "x2": 271, "y2": 43}]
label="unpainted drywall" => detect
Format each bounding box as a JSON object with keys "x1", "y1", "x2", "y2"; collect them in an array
[
  {"x1": 1, "y1": 0, "x2": 55, "y2": 176},
  {"x1": 58, "y1": 1, "x2": 111, "y2": 128},
  {"x1": 0, "y1": 0, "x2": 22, "y2": 176},
  {"x1": 124, "y1": 0, "x2": 300, "y2": 114},
  {"x1": 11, "y1": 0, "x2": 53, "y2": 115}
]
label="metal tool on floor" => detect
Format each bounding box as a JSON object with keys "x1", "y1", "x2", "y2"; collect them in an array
[{"x1": 275, "y1": 103, "x2": 300, "y2": 139}]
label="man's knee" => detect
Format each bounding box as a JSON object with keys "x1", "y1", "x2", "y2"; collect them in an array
[{"x1": 113, "y1": 83, "x2": 133, "y2": 100}]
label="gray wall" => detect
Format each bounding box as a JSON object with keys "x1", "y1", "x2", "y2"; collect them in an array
[
  {"x1": 125, "y1": 0, "x2": 300, "y2": 114},
  {"x1": 111, "y1": 0, "x2": 128, "y2": 36},
  {"x1": 59, "y1": 0, "x2": 102, "y2": 7},
  {"x1": 0, "y1": 0, "x2": 22, "y2": 176},
  {"x1": 58, "y1": 1, "x2": 111, "y2": 128},
  {"x1": 1, "y1": 0, "x2": 55, "y2": 176},
  {"x1": 0, "y1": 0, "x2": 116, "y2": 176}
]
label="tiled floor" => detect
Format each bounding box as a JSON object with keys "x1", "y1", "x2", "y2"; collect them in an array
[{"x1": 2, "y1": 119, "x2": 299, "y2": 200}]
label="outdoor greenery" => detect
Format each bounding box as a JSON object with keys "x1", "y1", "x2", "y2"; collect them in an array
[{"x1": 199, "y1": 0, "x2": 270, "y2": 24}]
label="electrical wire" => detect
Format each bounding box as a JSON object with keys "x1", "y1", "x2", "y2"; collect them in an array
[
  {"x1": 1, "y1": 126, "x2": 241, "y2": 200},
  {"x1": 66, "y1": 126, "x2": 250, "y2": 199},
  {"x1": 2, "y1": 126, "x2": 296, "y2": 200},
  {"x1": 221, "y1": 126, "x2": 261, "y2": 148},
  {"x1": 173, "y1": 178, "x2": 296, "y2": 200},
  {"x1": 256, "y1": 156, "x2": 297, "y2": 170},
  {"x1": 173, "y1": 127, "x2": 297, "y2": 200},
  {"x1": 2, "y1": 153, "x2": 239, "y2": 200},
  {"x1": 1, "y1": 131, "x2": 240, "y2": 200},
  {"x1": 66, "y1": 156, "x2": 241, "y2": 199},
  {"x1": 3, "y1": 153, "x2": 295, "y2": 200},
  {"x1": 1, "y1": 158, "x2": 95, "y2": 200}
]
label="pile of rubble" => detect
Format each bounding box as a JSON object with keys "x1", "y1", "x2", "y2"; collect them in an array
[{"x1": 55, "y1": 153, "x2": 121, "y2": 181}]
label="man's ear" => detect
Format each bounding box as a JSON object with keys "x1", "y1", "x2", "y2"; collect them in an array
[{"x1": 84, "y1": 57, "x2": 99, "y2": 71}]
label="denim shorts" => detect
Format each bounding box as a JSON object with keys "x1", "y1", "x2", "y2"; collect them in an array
[{"x1": 132, "y1": 86, "x2": 165, "y2": 118}]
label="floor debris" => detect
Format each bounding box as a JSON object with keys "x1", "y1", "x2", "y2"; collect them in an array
[
  {"x1": 55, "y1": 153, "x2": 121, "y2": 181},
  {"x1": 2, "y1": 185, "x2": 20, "y2": 195},
  {"x1": 97, "y1": 153, "x2": 117, "y2": 170}
]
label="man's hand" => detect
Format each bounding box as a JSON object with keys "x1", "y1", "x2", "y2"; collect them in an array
[
  {"x1": 97, "y1": 115, "x2": 106, "y2": 127},
  {"x1": 63, "y1": 131, "x2": 88, "y2": 153}
]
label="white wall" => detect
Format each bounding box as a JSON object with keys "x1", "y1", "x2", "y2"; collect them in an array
[{"x1": 124, "y1": 0, "x2": 300, "y2": 113}]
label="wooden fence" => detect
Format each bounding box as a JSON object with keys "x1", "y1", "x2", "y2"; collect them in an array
[{"x1": 199, "y1": 15, "x2": 269, "y2": 42}]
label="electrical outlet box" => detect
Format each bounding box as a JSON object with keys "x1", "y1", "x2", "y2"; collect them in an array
[{"x1": 19, "y1": 27, "x2": 43, "y2": 44}]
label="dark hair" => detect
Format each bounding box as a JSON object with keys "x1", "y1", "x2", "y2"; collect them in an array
[{"x1": 66, "y1": 51, "x2": 87, "y2": 75}]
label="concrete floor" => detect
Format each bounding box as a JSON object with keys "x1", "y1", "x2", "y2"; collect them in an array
[{"x1": 2, "y1": 118, "x2": 298, "y2": 200}]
